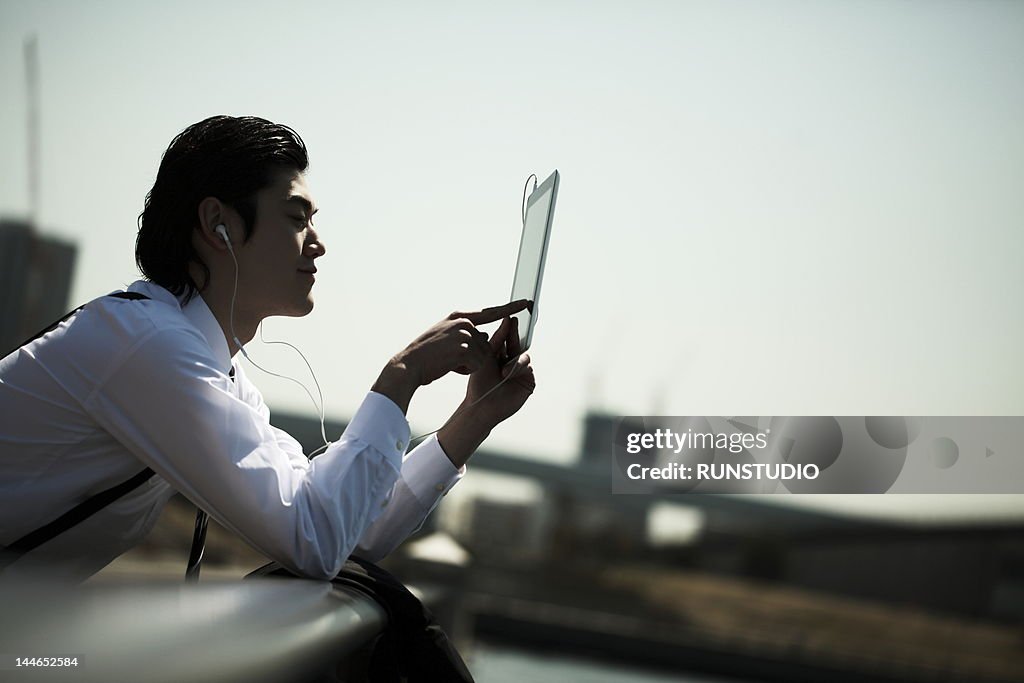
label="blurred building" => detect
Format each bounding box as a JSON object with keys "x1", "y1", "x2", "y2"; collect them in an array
[
  {"x1": 579, "y1": 411, "x2": 643, "y2": 470},
  {"x1": 780, "y1": 527, "x2": 1024, "y2": 621},
  {"x1": 455, "y1": 497, "x2": 552, "y2": 567},
  {"x1": 0, "y1": 218, "x2": 77, "y2": 355}
]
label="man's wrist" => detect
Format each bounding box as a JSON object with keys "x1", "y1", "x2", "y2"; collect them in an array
[
  {"x1": 437, "y1": 402, "x2": 494, "y2": 469},
  {"x1": 371, "y1": 358, "x2": 419, "y2": 414}
]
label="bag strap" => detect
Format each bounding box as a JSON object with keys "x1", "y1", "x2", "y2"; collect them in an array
[{"x1": 1, "y1": 292, "x2": 156, "y2": 572}]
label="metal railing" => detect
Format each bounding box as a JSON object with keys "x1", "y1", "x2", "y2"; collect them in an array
[{"x1": 0, "y1": 576, "x2": 387, "y2": 683}]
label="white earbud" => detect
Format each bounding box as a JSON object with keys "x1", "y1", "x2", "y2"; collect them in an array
[{"x1": 215, "y1": 224, "x2": 232, "y2": 249}]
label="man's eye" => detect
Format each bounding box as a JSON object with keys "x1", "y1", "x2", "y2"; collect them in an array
[{"x1": 290, "y1": 215, "x2": 309, "y2": 228}]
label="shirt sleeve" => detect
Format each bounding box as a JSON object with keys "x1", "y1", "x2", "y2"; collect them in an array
[
  {"x1": 83, "y1": 326, "x2": 408, "y2": 580},
  {"x1": 354, "y1": 434, "x2": 465, "y2": 562}
]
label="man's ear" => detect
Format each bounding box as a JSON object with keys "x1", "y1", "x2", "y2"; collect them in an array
[{"x1": 196, "y1": 197, "x2": 234, "y2": 250}]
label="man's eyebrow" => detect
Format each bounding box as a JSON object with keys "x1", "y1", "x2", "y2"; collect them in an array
[{"x1": 284, "y1": 195, "x2": 318, "y2": 216}]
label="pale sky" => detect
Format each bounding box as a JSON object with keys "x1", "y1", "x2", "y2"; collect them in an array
[{"x1": 2, "y1": 0, "x2": 1022, "y2": 521}]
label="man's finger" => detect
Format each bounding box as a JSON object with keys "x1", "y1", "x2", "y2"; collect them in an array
[
  {"x1": 490, "y1": 317, "x2": 511, "y2": 353},
  {"x1": 507, "y1": 315, "x2": 523, "y2": 357},
  {"x1": 458, "y1": 299, "x2": 531, "y2": 325}
]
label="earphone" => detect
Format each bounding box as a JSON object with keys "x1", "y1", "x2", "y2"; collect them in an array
[
  {"x1": 214, "y1": 224, "x2": 246, "y2": 352},
  {"x1": 215, "y1": 223, "x2": 231, "y2": 246}
]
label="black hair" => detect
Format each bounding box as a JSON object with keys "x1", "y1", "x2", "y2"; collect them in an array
[{"x1": 135, "y1": 115, "x2": 309, "y2": 302}]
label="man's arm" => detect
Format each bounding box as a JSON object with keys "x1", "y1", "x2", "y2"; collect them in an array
[
  {"x1": 87, "y1": 326, "x2": 407, "y2": 581},
  {"x1": 436, "y1": 402, "x2": 492, "y2": 469}
]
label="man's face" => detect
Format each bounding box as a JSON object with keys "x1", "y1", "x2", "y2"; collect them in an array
[{"x1": 235, "y1": 169, "x2": 325, "y2": 318}]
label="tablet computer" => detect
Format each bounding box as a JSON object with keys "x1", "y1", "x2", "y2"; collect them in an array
[{"x1": 509, "y1": 170, "x2": 559, "y2": 353}]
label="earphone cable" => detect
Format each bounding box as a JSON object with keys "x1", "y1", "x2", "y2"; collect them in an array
[
  {"x1": 224, "y1": 241, "x2": 330, "y2": 452},
  {"x1": 521, "y1": 174, "x2": 538, "y2": 225},
  {"x1": 257, "y1": 322, "x2": 329, "y2": 445},
  {"x1": 409, "y1": 356, "x2": 523, "y2": 445}
]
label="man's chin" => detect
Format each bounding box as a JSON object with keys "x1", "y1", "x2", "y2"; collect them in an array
[{"x1": 276, "y1": 297, "x2": 315, "y2": 318}]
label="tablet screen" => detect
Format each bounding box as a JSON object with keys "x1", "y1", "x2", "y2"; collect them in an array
[{"x1": 510, "y1": 170, "x2": 559, "y2": 353}]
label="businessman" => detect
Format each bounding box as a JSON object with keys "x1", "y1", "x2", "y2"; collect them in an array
[{"x1": 0, "y1": 115, "x2": 535, "y2": 681}]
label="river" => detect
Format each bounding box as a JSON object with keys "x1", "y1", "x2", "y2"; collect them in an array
[{"x1": 469, "y1": 641, "x2": 749, "y2": 683}]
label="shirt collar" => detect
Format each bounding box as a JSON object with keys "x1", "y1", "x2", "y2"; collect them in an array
[{"x1": 125, "y1": 280, "x2": 235, "y2": 375}]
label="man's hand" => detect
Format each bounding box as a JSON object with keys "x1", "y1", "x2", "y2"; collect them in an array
[
  {"x1": 434, "y1": 315, "x2": 536, "y2": 468},
  {"x1": 464, "y1": 315, "x2": 536, "y2": 427},
  {"x1": 372, "y1": 300, "x2": 532, "y2": 414}
]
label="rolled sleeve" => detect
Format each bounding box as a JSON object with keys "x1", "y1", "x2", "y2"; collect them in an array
[
  {"x1": 347, "y1": 392, "x2": 412, "y2": 460},
  {"x1": 354, "y1": 434, "x2": 466, "y2": 562},
  {"x1": 400, "y1": 434, "x2": 465, "y2": 504}
]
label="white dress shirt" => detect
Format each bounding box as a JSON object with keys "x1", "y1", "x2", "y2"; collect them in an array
[{"x1": 0, "y1": 280, "x2": 463, "y2": 582}]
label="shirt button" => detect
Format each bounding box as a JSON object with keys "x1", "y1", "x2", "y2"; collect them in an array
[
  {"x1": 435, "y1": 483, "x2": 445, "y2": 492},
  {"x1": 396, "y1": 440, "x2": 404, "y2": 451},
  {"x1": 381, "y1": 498, "x2": 390, "y2": 508}
]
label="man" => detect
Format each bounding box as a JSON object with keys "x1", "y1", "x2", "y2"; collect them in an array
[{"x1": 0, "y1": 115, "x2": 535, "y2": 680}]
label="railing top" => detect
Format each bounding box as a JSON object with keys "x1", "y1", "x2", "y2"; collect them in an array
[{"x1": 0, "y1": 576, "x2": 387, "y2": 683}]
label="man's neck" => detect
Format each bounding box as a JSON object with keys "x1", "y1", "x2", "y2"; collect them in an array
[{"x1": 198, "y1": 286, "x2": 260, "y2": 358}]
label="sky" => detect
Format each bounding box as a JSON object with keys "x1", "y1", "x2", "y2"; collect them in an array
[{"x1": 2, "y1": 0, "x2": 1022, "y2": 521}]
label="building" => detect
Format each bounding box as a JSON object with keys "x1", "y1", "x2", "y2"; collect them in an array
[{"x1": 0, "y1": 218, "x2": 77, "y2": 355}]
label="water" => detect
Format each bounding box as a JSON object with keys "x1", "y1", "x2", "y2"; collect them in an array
[{"x1": 469, "y1": 641, "x2": 749, "y2": 683}]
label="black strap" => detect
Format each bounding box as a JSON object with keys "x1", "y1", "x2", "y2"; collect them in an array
[
  {"x1": 6, "y1": 290, "x2": 150, "y2": 357},
  {"x1": 185, "y1": 508, "x2": 209, "y2": 582},
  {"x1": 0, "y1": 467, "x2": 156, "y2": 570},
  {"x1": 1, "y1": 292, "x2": 155, "y2": 572}
]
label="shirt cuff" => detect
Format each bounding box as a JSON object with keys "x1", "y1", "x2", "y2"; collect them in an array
[
  {"x1": 346, "y1": 392, "x2": 412, "y2": 464},
  {"x1": 401, "y1": 433, "x2": 465, "y2": 506}
]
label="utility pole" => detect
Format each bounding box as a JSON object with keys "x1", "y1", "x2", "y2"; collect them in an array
[{"x1": 25, "y1": 34, "x2": 40, "y2": 229}]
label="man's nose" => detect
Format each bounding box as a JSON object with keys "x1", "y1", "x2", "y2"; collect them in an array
[{"x1": 305, "y1": 229, "x2": 326, "y2": 258}]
